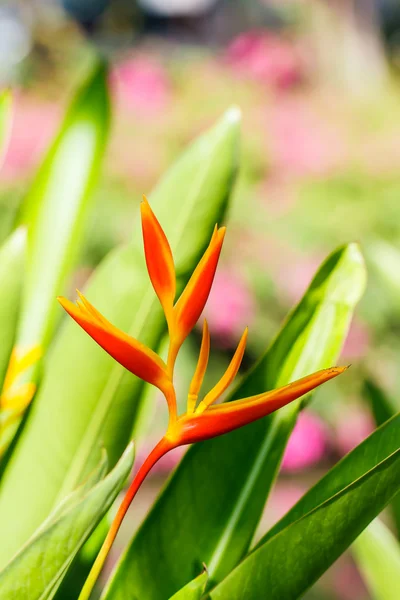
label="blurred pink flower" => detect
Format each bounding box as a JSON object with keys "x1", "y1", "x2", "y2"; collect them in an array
[
  {"x1": 225, "y1": 30, "x2": 304, "y2": 90},
  {"x1": 136, "y1": 443, "x2": 185, "y2": 476},
  {"x1": 203, "y1": 270, "x2": 254, "y2": 343},
  {"x1": 110, "y1": 57, "x2": 170, "y2": 114},
  {"x1": 1, "y1": 95, "x2": 59, "y2": 181},
  {"x1": 282, "y1": 411, "x2": 328, "y2": 472},
  {"x1": 341, "y1": 319, "x2": 369, "y2": 360},
  {"x1": 268, "y1": 99, "x2": 347, "y2": 178},
  {"x1": 266, "y1": 482, "x2": 307, "y2": 526},
  {"x1": 277, "y1": 254, "x2": 322, "y2": 304},
  {"x1": 334, "y1": 405, "x2": 375, "y2": 456}
]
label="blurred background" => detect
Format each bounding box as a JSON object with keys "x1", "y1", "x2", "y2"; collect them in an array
[{"x1": 2, "y1": 1, "x2": 400, "y2": 597}]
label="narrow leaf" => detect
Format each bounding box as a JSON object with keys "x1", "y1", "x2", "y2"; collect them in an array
[
  {"x1": 210, "y1": 429, "x2": 400, "y2": 599},
  {"x1": 16, "y1": 59, "x2": 110, "y2": 353},
  {"x1": 0, "y1": 228, "x2": 26, "y2": 390},
  {"x1": 169, "y1": 571, "x2": 208, "y2": 600},
  {"x1": 101, "y1": 243, "x2": 366, "y2": 599},
  {"x1": 363, "y1": 379, "x2": 400, "y2": 535},
  {"x1": 0, "y1": 444, "x2": 133, "y2": 600},
  {"x1": 353, "y1": 518, "x2": 400, "y2": 600}
]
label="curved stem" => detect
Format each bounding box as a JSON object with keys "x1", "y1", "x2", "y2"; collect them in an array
[{"x1": 78, "y1": 436, "x2": 174, "y2": 600}]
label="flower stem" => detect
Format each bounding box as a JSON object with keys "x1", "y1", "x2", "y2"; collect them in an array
[{"x1": 78, "y1": 436, "x2": 174, "y2": 600}]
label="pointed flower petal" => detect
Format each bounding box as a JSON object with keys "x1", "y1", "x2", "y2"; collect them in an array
[
  {"x1": 141, "y1": 196, "x2": 176, "y2": 318},
  {"x1": 174, "y1": 227, "x2": 225, "y2": 346},
  {"x1": 58, "y1": 294, "x2": 171, "y2": 395},
  {"x1": 187, "y1": 320, "x2": 210, "y2": 414},
  {"x1": 173, "y1": 367, "x2": 347, "y2": 445},
  {"x1": 196, "y1": 327, "x2": 248, "y2": 413}
]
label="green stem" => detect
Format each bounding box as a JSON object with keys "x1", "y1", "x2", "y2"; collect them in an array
[{"x1": 78, "y1": 436, "x2": 174, "y2": 600}]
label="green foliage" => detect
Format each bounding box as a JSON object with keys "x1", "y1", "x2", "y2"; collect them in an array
[
  {"x1": 0, "y1": 108, "x2": 240, "y2": 568},
  {"x1": 352, "y1": 518, "x2": 400, "y2": 600},
  {"x1": 16, "y1": 59, "x2": 110, "y2": 354},
  {"x1": 101, "y1": 243, "x2": 366, "y2": 600},
  {"x1": 169, "y1": 571, "x2": 208, "y2": 600},
  {"x1": 0, "y1": 445, "x2": 133, "y2": 600},
  {"x1": 0, "y1": 229, "x2": 26, "y2": 389},
  {"x1": 209, "y1": 415, "x2": 400, "y2": 599}
]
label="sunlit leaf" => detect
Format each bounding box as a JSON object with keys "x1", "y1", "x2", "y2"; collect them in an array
[
  {"x1": 0, "y1": 444, "x2": 133, "y2": 599},
  {"x1": 169, "y1": 571, "x2": 208, "y2": 600},
  {"x1": 353, "y1": 518, "x2": 400, "y2": 600},
  {"x1": 0, "y1": 228, "x2": 26, "y2": 390},
  {"x1": 209, "y1": 416, "x2": 400, "y2": 599}
]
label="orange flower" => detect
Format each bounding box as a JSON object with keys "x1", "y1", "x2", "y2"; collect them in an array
[
  {"x1": 64, "y1": 198, "x2": 348, "y2": 600},
  {"x1": 59, "y1": 196, "x2": 347, "y2": 460},
  {"x1": 140, "y1": 196, "x2": 176, "y2": 323},
  {"x1": 57, "y1": 293, "x2": 174, "y2": 408}
]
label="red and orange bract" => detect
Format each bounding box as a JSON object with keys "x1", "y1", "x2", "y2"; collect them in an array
[{"x1": 61, "y1": 197, "x2": 347, "y2": 600}]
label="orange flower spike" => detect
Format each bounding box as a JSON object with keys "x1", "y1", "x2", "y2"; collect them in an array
[
  {"x1": 196, "y1": 327, "x2": 248, "y2": 414},
  {"x1": 174, "y1": 226, "x2": 225, "y2": 348},
  {"x1": 141, "y1": 196, "x2": 176, "y2": 322},
  {"x1": 187, "y1": 319, "x2": 210, "y2": 414},
  {"x1": 57, "y1": 294, "x2": 175, "y2": 413},
  {"x1": 173, "y1": 366, "x2": 347, "y2": 445}
]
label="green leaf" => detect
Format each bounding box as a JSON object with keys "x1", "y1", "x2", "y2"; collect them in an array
[
  {"x1": 353, "y1": 518, "x2": 400, "y2": 600},
  {"x1": 364, "y1": 378, "x2": 399, "y2": 429},
  {"x1": 0, "y1": 443, "x2": 133, "y2": 600},
  {"x1": 209, "y1": 421, "x2": 400, "y2": 600},
  {"x1": 0, "y1": 109, "x2": 240, "y2": 567},
  {"x1": 168, "y1": 571, "x2": 208, "y2": 600},
  {"x1": 0, "y1": 89, "x2": 12, "y2": 162},
  {"x1": 16, "y1": 59, "x2": 110, "y2": 354},
  {"x1": 363, "y1": 379, "x2": 400, "y2": 535},
  {"x1": 0, "y1": 228, "x2": 26, "y2": 389},
  {"x1": 258, "y1": 412, "x2": 400, "y2": 544},
  {"x1": 102, "y1": 243, "x2": 366, "y2": 600}
]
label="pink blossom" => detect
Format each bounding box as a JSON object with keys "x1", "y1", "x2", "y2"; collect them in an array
[
  {"x1": 266, "y1": 482, "x2": 307, "y2": 527},
  {"x1": 282, "y1": 411, "x2": 328, "y2": 471},
  {"x1": 203, "y1": 270, "x2": 255, "y2": 344},
  {"x1": 225, "y1": 30, "x2": 304, "y2": 90},
  {"x1": 110, "y1": 57, "x2": 170, "y2": 114},
  {"x1": 1, "y1": 94, "x2": 59, "y2": 181},
  {"x1": 268, "y1": 99, "x2": 347, "y2": 178},
  {"x1": 341, "y1": 319, "x2": 369, "y2": 360},
  {"x1": 334, "y1": 406, "x2": 375, "y2": 456}
]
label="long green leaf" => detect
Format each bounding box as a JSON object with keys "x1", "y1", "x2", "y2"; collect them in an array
[
  {"x1": 209, "y1": 447, "x2": 400, "y2": 599},
  {"x1": 364, "y1": 379, "x2": 399, "y2": 428},
  {"x1": 353, "y1": 518, "x2": 400, "y2": 600},
  {"x1": 0, "y1": 228, "x2": 26, "y2": 389},
  {"x1": 169, "y1": 571, "x2": 208, "y2": 600},
  {"x1": 16, "y1": 59, "x2": 110, "y2": 353},
  {"x1": 0, "y1": 60, "x2": 110, "y2": 460},
  {"x1": 0, "y1": 109, "x2": 240, "y2": 567},
  {"x1": 258, "y1": 412, "x2": 400, "y2": 544},
  {"x1": 0, "y1": 443, "x2": 133, "y2": 600},
  {"x1": 363, "y1": 379, "x2": 400, "y2": 536},
  {"x1": 102, "y1": 243, "x2": 366, "y2": 600}
]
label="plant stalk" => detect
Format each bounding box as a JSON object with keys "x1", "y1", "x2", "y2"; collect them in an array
[{"x1": 78, "y1": 436, "x2": 173, "y2": 600}]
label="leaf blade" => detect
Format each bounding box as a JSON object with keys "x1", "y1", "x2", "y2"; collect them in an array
[
  {"x1": 0, "y1": 444, "x2": 134, "y2": 600},
  {"x1": 209, "y1": 442, "x2": 400, "y2": 600},
  {"x1": 353, "y1": 518, "x2": 400, "y2": 600}
]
